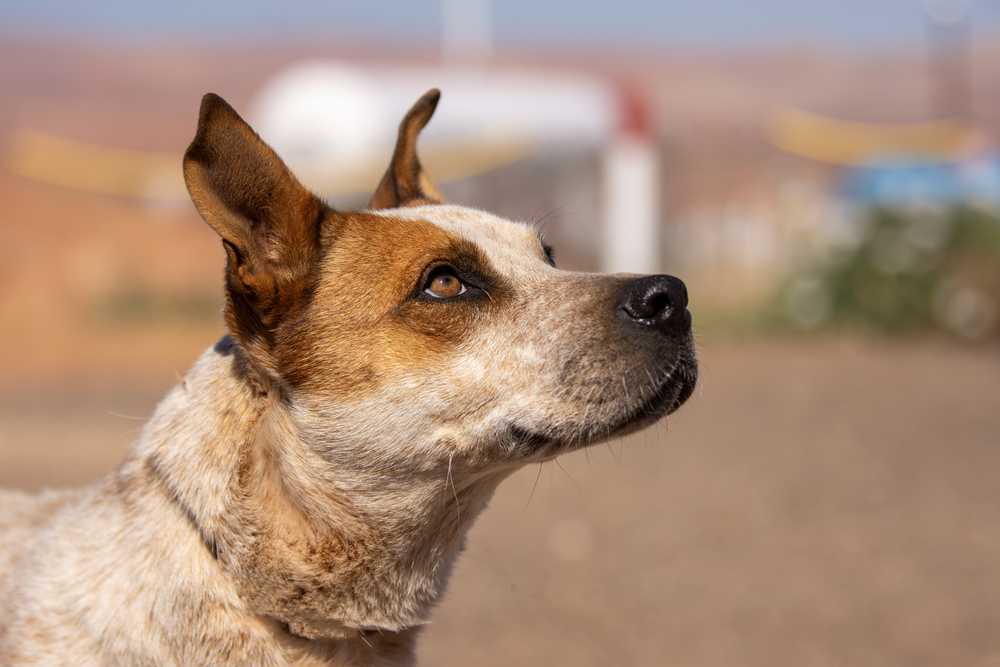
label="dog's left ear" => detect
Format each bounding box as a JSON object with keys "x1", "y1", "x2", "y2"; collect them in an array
[
  {"x1": 368, "y1": 88, "x2": 446, "y2": 210},
  {"x1": 183, "y1": 93, "x2": 325, "y2": 368}
]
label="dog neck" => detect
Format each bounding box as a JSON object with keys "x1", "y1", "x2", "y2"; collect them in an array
[{"x1": 132, "y1": 339, "x2": 509, "y2": 644}]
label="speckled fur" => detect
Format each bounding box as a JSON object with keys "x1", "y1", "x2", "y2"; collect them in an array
[{"x1": 0, "y1": 90, "x2": 697, "y2": 666}]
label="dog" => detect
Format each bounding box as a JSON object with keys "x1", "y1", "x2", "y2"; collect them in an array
[{"x1": 0, "y1": 89, "x2": 697, "y2": 666}]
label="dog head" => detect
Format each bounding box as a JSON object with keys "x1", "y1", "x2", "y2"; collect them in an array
[
  {"x1": 181, "y1": 89, "x2": 696, "y2": 634},
  {"x1": 184, "y1": 89, "x2": 695, "y2": 468}
]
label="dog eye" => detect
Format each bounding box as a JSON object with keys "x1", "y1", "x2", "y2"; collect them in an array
[
  {"x1": 543, "y1": 243, "x2": 556, "y2": 268},
  {"x1": 424, "y1": 269, "x2": 467, "y2": 299}
]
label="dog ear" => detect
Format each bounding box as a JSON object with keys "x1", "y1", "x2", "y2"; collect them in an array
[
  {"x1": 184, "y1": 93, "x2": 325, "y2": 365},
  {"x1": 368, "y1": 88, "x2": 447, "y2": 210}
]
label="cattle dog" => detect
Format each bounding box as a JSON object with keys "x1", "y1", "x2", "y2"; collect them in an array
[{"x1": 0, "y1": 89, "x2": 697, "y2": 665}]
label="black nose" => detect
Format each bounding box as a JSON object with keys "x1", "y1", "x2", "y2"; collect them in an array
[{"x1": 619, "y1": 274, "x2": 690, "y2": 332}]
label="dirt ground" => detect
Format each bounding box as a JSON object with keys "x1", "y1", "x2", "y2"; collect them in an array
[{"x1": 2, "y1": 336, "x2": 998, "y2": 666}]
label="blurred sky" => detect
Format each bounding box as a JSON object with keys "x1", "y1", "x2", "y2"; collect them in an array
[{"x1": 3, "y1": 0, "x2": 1000, "y2": 52}]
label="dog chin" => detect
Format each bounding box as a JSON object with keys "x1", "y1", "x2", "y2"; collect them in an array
[{"x1": 505, "y1": 349, "x2": 698, "y2": 461}]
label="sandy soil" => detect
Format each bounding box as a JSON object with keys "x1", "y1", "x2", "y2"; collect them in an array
[{"x1": 2, "y1": 337, "x2": 998, "y2": 666}]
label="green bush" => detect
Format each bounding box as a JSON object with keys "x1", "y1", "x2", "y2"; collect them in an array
[{"x1": 776, "y1": 205, "x2": 1000, "y2": 339}]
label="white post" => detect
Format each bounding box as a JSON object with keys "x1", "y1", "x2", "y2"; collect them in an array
[{"x1": 601, "y1": 89, "x2": 659, "y2": 275}]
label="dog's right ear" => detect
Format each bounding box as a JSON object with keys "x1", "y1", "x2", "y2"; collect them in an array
[
  {"x1": 368, "y1": 88, "x2": 447, "y2": 210},
  {"x1": 184, "y1": 93, "x2": 325, "y2": 369}
]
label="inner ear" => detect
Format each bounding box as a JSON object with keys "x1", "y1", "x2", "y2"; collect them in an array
[
  {"x1": 183, "y1": 93, "x2": 324, "y2": 283},
  {"x1": 183, "y1": 93, "x2": 326, "y2": 361},
  {"x1": 368, "y1": 88, "x2": 447, "y2": 210}
]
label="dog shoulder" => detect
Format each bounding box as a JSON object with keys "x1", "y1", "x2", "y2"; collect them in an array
[{"x1": 0, "y1": 489, "x2": 82, "y2": 601}]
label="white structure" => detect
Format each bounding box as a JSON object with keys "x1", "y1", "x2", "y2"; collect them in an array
[
  {"x1": 601, "y1": 135, "x2": 660, "y2": 275},
  {"x1": 600, "y1": 89, "x2": 660, "y2": 275},
  {"x1": 250, "y1": 61, "x2": 661, "y2": 275},
  {"x1": 251, "y1": 63, "x2": 614, "y2": 160}
]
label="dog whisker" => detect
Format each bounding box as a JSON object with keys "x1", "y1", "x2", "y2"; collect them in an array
[
  {"x1": 446, "y1": 451, "x2": 461, "y2": 527},
  {"x1": 524, "y1": 462, "x2": 544, "y2": 509},
  {"x1": 104, "y1": 411, "x2": 149, "y2": 421},
  {"x1": 557, "y1": 460, "x2": 581, "y2": 499}
]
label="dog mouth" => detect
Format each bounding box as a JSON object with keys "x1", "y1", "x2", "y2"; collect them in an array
[
  {"x1": 506, "y1": 424, "x2": 559, "y2": 458},
  {"x1": 503, "y1": 349, "x2": 698, "y2": 460}
]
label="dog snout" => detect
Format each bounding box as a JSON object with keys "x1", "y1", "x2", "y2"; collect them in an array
[{"x1": 619, "y1": 274, "x2": 690, "y2": 332}]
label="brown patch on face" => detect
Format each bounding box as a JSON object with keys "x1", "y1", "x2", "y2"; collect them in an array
[
  {"x1": 274, "y1": 211, "x2": 506, "y2": 397},
  {"x1": 183, "y1": 91, "x2": 466, "y2": 395}
]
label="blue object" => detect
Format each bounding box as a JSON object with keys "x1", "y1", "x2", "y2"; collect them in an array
[{"x1": 841, "y1": 156, "x2": 1000, "y2": 206}]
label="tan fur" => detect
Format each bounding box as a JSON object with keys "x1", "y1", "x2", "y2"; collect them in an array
[{"x1": 0, "y1": 89, "x2": 697, "y2": 666}]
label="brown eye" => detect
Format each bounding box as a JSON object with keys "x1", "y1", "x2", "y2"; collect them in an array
[{"x1": 424, "y1": 271, "x2": 467, "y2": 298}]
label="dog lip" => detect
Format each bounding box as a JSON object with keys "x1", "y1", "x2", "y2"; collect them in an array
[
  {"x1": 661, "y1": 361, "x2": 697, "y2": 413},
  {"x1": 634, "y1": 354, "x2": 698, "y2": 420},
  {"x1": 507, "y1": 424, "x2": 555, "y2": 450},
  {"x1": 592, "y1": 347, "x2": 699, "y2": 439}
]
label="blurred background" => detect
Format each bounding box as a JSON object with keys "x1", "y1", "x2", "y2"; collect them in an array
[{"x1": 2, "y1": 1, "x2": 999, "y2": 665}]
